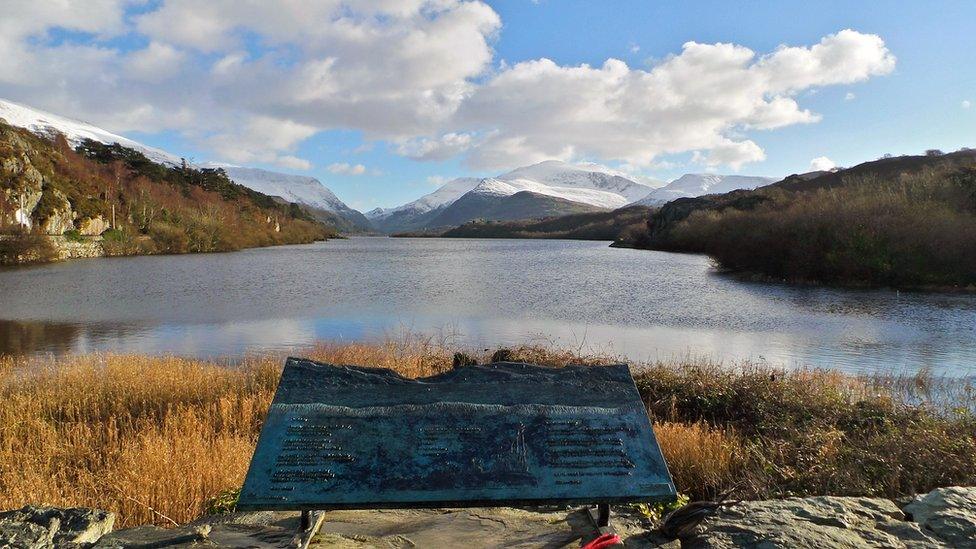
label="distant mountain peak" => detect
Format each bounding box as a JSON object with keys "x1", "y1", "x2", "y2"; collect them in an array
[{"x1": 632, "y1": 173, "x2": 778, "y2": 206}]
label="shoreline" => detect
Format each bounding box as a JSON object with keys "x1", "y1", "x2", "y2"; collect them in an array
[{"x1": 0, "y1": 232, "x2": 335, "y2": 267}]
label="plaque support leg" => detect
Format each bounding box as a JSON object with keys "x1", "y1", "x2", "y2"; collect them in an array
[
  {"x1": 293, "y1": 510, "x2": 325, "y2": 549},
  {"x1": 586, "y1": 503, "x2": 612, "y2": 534}
]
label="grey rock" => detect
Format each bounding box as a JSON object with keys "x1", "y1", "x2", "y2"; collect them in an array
[
  {"x1": 77, "y1": 215, "x2": 109, "y2": 236},
  {"x1": 683, "y1": 496, "x2": 945, "y2": 548},
  {"x1": 903, "y1": 486, "x2": 976, "y2": 548},
  {"x1": 0, "y1": 505, "x2": 115, "y2": 548},
  {"x1": 92, "y1": 523, "x2": 211, "y2": 548},
  {"x1": 39, "y1": 188, "x2": 75, "y2": 235},
  {"x1": 306, "y1": 507, "x2": 662, "y2": 549},
  {"x1": 0, "y1": 520, "x2": 56, "y2": 549}
]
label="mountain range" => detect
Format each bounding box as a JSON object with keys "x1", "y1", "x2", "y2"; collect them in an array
[
  {"x1": 367, "y1": 160, "x2": 663, "y2": 233},
  {"x1": 0, "y1": 97, "x2": 780, "y2": 236}
]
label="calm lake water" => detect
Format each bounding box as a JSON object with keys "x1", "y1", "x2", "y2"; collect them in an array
[{"x1": 1, "y1": 237, "x2": 974, "y2": 375}]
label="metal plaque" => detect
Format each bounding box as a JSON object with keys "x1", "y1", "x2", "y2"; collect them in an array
[{"x1": 237, "y1": 359, "x2": 676, "y2": 511}]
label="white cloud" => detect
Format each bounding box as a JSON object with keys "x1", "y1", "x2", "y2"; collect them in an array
[
  {"x1": 125, "y1": 42, "x2": 186, "y2": 83},
  {"x1": 964, "y1": 100, "x2": 972, "y2": 110},
  {"x1": 0, "y1": 0, "x2": 500, "y2": 165},
  {"x1": 697, "y1": 140, "x2": 767, "y2": 170},
  {"x1": 0, "y1": 4, "x2": 895, "y2": 173},
  {"x1": 204, "y1": 116, "x2": 317, "y2": 169},
  {"x1": 396, "y1": 132, "x2": 474, "y2": 160},
  {"x1": 629, "y1": 43, "x2": 640, "y2": 54},
  {"x1": 845, "y1": 92, "x2": 856, "y2": 101},
  {"x1": 452, "y1": 29, "x2": 893, "y2": 169},
  {"x1": 809, "y1": 156, "x2": 836, "y2": 171},
  {"x1": 276, "y1": 156, "x2": 312, "y2": 170},
  {"x1": 426, "y1": 175, "x2": 449, "y2": 186},
  {"x1": 327, "y1": 163, "x2": 367, "y2": 176}
]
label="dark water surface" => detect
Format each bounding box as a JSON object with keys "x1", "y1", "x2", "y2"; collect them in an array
[{"x1": 1, "y1": 237, "x2": 974, "y2": 375}]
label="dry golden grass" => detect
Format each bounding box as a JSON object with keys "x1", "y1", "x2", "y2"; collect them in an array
[
  {"x1": 654, "y1": 421, "x2": 750, "y2": 499},
  {"x1": 0, "y1": 340, "x2": 594, "y2": 526},
  {"x1": 0, "y1": 354, "x2": 279, "y2": 526},
  {"x1": 2, "y1": 343, "x2": 974, "y2": 527}
]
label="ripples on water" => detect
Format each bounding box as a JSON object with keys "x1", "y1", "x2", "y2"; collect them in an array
[{"x1": 1, "y1": 237, "x2": 974, "y2": 375}]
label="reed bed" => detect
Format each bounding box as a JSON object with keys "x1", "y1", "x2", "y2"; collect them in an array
[{"x1": 1, "y1": 343, "x2": 974, "y2": 527}]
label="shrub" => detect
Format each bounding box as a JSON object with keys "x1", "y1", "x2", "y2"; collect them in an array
[
  {"x1": 0, "y1": 232, "x2": 57, "y2": 264},
  {"x1": 148, "y1": 221, "x2": 190, "y2": 254},
  {"x1": 63, "y1": 229, "x2": 84, "y2": 242}
]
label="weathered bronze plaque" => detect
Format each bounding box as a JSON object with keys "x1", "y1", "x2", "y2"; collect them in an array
[{"x1": 237, "y1": 359, "x2": 676, "y2": 511}]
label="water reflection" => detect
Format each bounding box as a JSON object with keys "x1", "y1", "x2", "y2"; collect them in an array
[{"x1": 0, "y1": 237, "x2": 974, "y2": 375}]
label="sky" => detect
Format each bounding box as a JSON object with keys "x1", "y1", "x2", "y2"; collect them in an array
[{"x1": 0, "y1": 1, "x2": 973, "y2": 211}]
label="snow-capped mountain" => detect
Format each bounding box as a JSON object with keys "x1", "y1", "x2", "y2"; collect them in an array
[
  {"x1": 632, "y1": 174, "x2": 778, "y2": 206},
  {"x1": 0, "y1": 98, "x2": 181, "y2": 166},
  {"x1": 365, "y1": 177, "x2": 481, "y2": 233},
  {"x1": 497, "y1": 160, "x2": 660, "y2": 206},
  {"x1": 0, "y1": 97, "x2": 369, "y2": 232},
  {"x1": 217, "y1": 166, "x2": 371, "y2": 231},
  {"x1": 370, "y1": 160, "x2": 660, "y2": 233},
  {"x1": 367, "y1": 177, "x2": 481, "y2": 220}
]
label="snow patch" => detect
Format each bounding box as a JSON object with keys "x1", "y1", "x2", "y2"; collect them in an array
[{"x1": 0, "y1": 98, "x2": 181, "y2": 166}]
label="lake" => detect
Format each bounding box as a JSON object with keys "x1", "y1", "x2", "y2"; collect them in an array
[{"x1": 1, "y1": 237, "x2": 974, "y2": 375}]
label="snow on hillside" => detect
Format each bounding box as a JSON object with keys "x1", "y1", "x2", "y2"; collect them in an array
[
  {"x1": 497, "y1": 160, "x2": 657, "y2": 204},
  {"x1": 369, "y1": 160, "x2": 660, "y2": 232},
  {"x1": 217, "y1": 166, "x2": 350, "y2": 213},
  {"x1": 470, "y1": 176, "x2": 634, "y2": 209},
  {"x1": 0, "y1": 98, "x2": 181, "y2": 166},
  {"x1": 366, "y1": 177, "x2": 481, "y2": 219},
  {"x1": 633, "y1": 173, "x2": 778, "y2": 205}
]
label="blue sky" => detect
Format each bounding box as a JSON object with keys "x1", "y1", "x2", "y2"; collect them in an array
[{"x1": 2, "y1": 1, "x2": 974, "y2": 211}]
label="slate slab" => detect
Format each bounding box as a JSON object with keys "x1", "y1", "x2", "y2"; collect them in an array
[{"x1": 238, "y1": 359, "x2": 675, "y2": 511}]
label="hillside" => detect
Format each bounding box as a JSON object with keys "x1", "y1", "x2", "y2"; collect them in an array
[
  {"x1": 218, "y1": 166, "x2": 372, "y2": 233},
  {"x1": 0, "y1": 98, "x2": 369, "y2": 234},
  {"x1": 0, "y1": 122, "x2": 333, "y2": 264},
  {"x1": 440, "y1": 206, "x2": 653, "y2": 240},
  {"x1": 617, "y1": 149, "x2": 976, "y2": 289}
]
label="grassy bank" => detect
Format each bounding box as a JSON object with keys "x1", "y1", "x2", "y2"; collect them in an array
[{"x1": 1, "y1": 342, "x2": 974, "y2": 527}]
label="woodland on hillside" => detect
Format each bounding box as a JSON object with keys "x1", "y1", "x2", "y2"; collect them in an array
[
  {"x1": 0, "y1": 123, "x2": 333, "y2": 263},
  {"x1": 619, "y1": 150, "x2": 976, "y2": 289}
]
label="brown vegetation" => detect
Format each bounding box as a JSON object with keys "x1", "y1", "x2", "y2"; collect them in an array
[
  {"x1": 1, "y1": 342, "x2": 974, "y2": 527},
  {"x1": 622, "y1": 149, "x2": 976, "y2": 289},
  {"x1": 667, "y1": 168, "x2": 976, "y2": 288}
]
